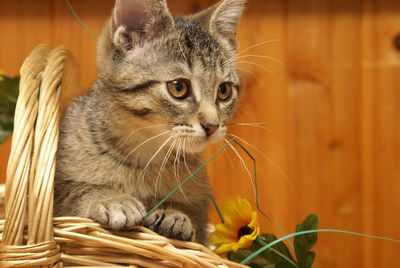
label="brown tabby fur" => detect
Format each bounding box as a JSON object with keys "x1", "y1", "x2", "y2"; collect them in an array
[{"x1": 55, "y1": 0, "x2": 245, "y2": 244}]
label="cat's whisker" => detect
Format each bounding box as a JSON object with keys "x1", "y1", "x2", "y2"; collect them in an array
[
  {"x1": 115, "y1": 130, "x2": 171, "y2": 175},
  {"x1": 182, "y1": 138, "x2": 203, "y2": 188},
  {"x1": 223, "y1": 138, "x2": 255, "y2": 193},
  {"x1": 236, "y1": 39, "x2": 281, "y2": 57},
  {"x1": 120, "y1": 130, "x2": 172, "y2": 167},
  {"x1": 173, "y1": 138, "x2": 181, "y2": 181},
  {"x1": 235, "y1": 67, "x2": 260, "y2": 82},
  {"x1": 236, "y1": 60, "x2": 274, "y2": 75},
  {"x1": 186, "y1": 137, "x2": 194, "y2": 157},
  {"x1": 154, "y1": 138, "x2": 177, "y2": 198},
  {"x1": 226, "y1": 122, "x2": 270, "y2": 130},
  {"x1": 235, "y1": 54, "x2": 285, "y2": 66},
  {"x1": 182, "y1": 138, "x2": 192, "y2": 175},
  {"x1": 178, "y1": 139, "x2": 183, "y2": 180},
  {"x1": 187, "y1": 137, "x2": 202, "y2": 162},
  {"x1": 227, "y1": 133, "x2": 294, "y2": 190},
  {"x1": 174, "y1": 139, "x2": 190, "y2": 202},
  {"x1": 186, "y1": 138, "x2": 194, "y2": 157},
  {"x1": 236, "y1": 106, "x2": 258, "y2": 123},
  {"x1": 227, "y1": 121, "x2": 270, "y2": 126},
  {"x1": 220, "y1": 140, "x2": 234, "y2": 169},
  {"x1": 154, "y1": 139, "x2": 177, "y2": 195},
  {"x1": 140, "y1": 135, "x2": 175, "y2": 183}
]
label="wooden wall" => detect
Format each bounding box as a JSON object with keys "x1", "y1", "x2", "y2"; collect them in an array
[{"x1": 1, "y1": 0, "x2": 399, "y2": 267}]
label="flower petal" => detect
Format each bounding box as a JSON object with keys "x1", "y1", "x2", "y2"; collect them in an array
[
  {"x1": 215, "y1": 242, "x2": 236, "y2": 254},
  {"x1": 236, "y1": 197, "x2": 253, "y2": 219},
  {"x1": 222, "y1": 199, "x2": 244, "y2": 226},
  {"x1": 209, "y1": 197, "x2": 260, "y2": 254},
  {"x1": 209, "y1": 224, "x2": 236, "y2": 245}
]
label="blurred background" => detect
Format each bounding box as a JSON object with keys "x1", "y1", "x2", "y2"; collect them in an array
[{"x1": 0, "y1": 0, "x2": 399, "y2": 267}]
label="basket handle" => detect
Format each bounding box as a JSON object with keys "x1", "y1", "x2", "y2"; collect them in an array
[{"x1": 1, "y1": 44, "x2": 78, "y2": 266}]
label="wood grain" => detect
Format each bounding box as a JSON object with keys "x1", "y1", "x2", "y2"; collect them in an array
[
  {"x1": 362, "y1": 1, "x2": 400, "y2": 267},
  {"x1": 0, "y1": 0, "x2": 399, "y2": 267}
]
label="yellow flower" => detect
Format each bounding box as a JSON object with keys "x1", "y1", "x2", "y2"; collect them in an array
[{"x1": 210, "y1": 197, "x2": 260, "y2": 254}]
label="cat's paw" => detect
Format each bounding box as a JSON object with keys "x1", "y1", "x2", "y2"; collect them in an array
[
  {"x1": 143, "y1": 208, "x2": 195, "y2": 241},
  {"x1": 87, "y1": 195, "x2": 146, "y2": 230}
]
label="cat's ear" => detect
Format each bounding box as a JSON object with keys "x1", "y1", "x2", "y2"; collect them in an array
[
  {"x1": 192, "y1": 0, "x2": 246, "y2": 49},
  {"x1": 112, "y1": 0, "x2": 174, "y2": 52}
]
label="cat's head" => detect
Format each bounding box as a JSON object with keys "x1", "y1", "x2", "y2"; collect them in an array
[{"x1": 97, "y1": 0, "x2": 245, "y2": 154}]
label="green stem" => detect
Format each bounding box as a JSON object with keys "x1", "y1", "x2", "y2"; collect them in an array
[
  {"x1": 229, "y1": 137, "x2": 295, "y2": 252},
  {"x1": 209, "y1": 192, "x2": 224, "y2": 223},
  {"x1": 242, "y1": 229, "x2": 400, "y2": 265},
  {"x1": 143, "y1": 138, "x2": 235, "y2": 220},
  {"x1": 255, "y1": 236, "x2": 299, "y2": 268},
  {"x1": 65, "y1": 0, "x2": 97, "y2": 40}
]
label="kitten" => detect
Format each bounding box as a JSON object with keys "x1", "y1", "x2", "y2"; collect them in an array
[{"x1": 55, "y1": 0, "x2": 245, "y2": 244}]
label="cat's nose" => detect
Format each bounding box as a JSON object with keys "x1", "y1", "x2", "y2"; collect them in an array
[{"x1": 201, "y1": 122, "x2": 219, "y2": 137}]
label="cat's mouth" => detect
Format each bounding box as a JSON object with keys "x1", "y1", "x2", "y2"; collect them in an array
[{"x1": 170, "y1": 124, "x2": 225, "y2": 153}]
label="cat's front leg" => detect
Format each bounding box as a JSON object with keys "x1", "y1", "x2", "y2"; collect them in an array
[
  {"x1": 55, "y1": 180, "x2": 146, "y2": 230},
  {"x1": 87, "y1": 194, "x2": 146, "y2": 230},
  {"x1": 143, "y1": 208, "x2": 195, "y2": 241}
]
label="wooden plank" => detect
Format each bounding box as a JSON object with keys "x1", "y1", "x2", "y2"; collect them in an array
[
  {"x1": 361, "y1": 2, "x2": 377, "y2": 267},
  {"x1": 362, "y1": 0, "x2": 400, "y2": 267},
  {"x1": 287, "y1": 0, "x2": 365, "y2": 267},
  {"x1": 330, "y1": 1, "x2": 364, "y2": 267},
  {"x1": 286, "y1": 1, "x2": 336, "y2": 266}
]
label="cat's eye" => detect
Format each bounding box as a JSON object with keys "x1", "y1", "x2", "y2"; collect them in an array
[
  {"x1": 217, "y1": 82, "x2": 232, "y2": 101},
  {"x1": 167, "y1": 79, "x2": 190, "y2": 99}
]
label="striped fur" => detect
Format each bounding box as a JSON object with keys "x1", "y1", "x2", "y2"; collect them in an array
[{"x1": 55, "y1": 0, "x2": 245, "y2": 244}]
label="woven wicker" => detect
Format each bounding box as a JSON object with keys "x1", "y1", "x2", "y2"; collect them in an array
[{"x1": 0, "y1": 44, "x2": 248, "y2": 268}]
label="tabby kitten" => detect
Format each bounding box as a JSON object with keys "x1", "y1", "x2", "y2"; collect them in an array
[{"x1": 55, "y1": 0, "x2": 245, "y2": 244}]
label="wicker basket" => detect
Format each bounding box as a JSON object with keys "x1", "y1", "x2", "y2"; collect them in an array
[{"x1": 0, "y1": 44, "x2": 248, "y2": 268}]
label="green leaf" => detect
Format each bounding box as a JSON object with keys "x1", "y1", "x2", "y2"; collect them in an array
[
  {"x1": 294, "y1": 214, "x2": 318, "y2": 268},
  {"x1": 0, "y1": 74, "x2": 19, "y2": 144},
  {"x1": 0, "y1": 75, "x2": 19, "y2": 103},
  {"x1": 304, "y1": 252, "x2": 315, "y2": 267},
  {"x1": 228, "y1": 247, "x2": 274, "y2": 268},
  {"x1": 256, "y1": 234, "x2": 296, "y2": 265},
  {"x1": 228, "y1": 235, "x2": 298, "y2": 268}
]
